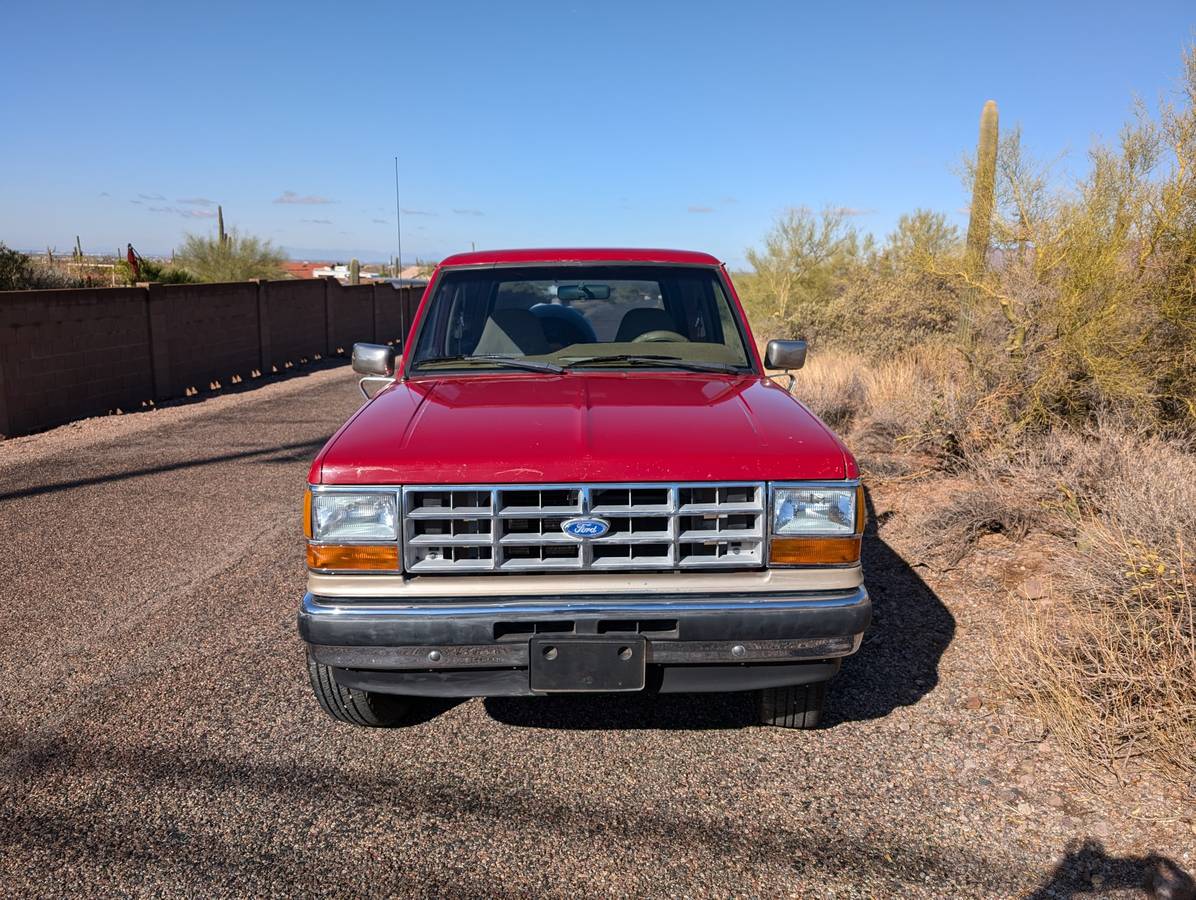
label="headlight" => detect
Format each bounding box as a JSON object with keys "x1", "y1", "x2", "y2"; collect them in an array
[
  {"x1": 771, "y1": 484, "x2": 858, "y2": 536},
  {"x1": 310, "y1": 491, "x2": 398, "y2": 542}
]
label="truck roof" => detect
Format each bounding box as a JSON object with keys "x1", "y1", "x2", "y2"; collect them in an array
[{"x1": 437, "y1": 247, "x2": 723, "y2": 268}]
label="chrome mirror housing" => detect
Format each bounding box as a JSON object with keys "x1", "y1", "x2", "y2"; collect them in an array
[
  {"x1": 765, "y1": 339, "x2": 807, "y2": 371},
  {"x1": 352, "y1": 343, "x2": 397, "y2": 377},
  {"x1": 351, "y1": 343, "x2": 398, "y2": 399}
]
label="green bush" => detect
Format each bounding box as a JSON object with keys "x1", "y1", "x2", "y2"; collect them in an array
[
  {"x1": 174, "y1": 229, "x2": 285, "y2": 283},
  {"x1": 745, "y1": 46, "x2": 1196, "y2": 438},
  {"x1": 0, "y1": 243, "x2": 83, "y2": 290},
  {"x1": 114, "y1": 257, "x2": 197, "y2": 285}
]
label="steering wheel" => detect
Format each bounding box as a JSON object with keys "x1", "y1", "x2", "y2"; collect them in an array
[{"x1": 632, "y1": 329, "x2": 689, "y2": 343}]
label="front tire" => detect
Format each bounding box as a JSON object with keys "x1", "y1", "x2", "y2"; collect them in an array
[
  {"x1": 757, "y1": 681, "x2": 827, "y2": 729},
  {"x1": 306, "y1": 652, "x2": 412, "y2": 727}
]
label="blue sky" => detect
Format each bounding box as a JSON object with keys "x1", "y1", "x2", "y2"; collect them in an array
[{"x1": 1, "y1": 1, "x2": 1192, "y2": 267}]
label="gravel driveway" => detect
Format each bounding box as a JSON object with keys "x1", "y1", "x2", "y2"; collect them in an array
[{"x1": 0, "y1": 367, "x2": 1189, "y2": 898}]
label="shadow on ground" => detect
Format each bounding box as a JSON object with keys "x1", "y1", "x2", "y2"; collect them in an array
[
  {"x1": 484, "y1": 490, "x2": 955, "y2": 730},
  {"x1": 0, "y1": 437, "x2": 331, "y2": 502},
  {"x1": 1025, "y1": 838, "x2": 1194, "y2": 899}
]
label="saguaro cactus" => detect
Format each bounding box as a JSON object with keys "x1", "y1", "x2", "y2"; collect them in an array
[
  {"x1": 960, "y1": 100, "x2": 999, "y2": 349},
  {"x1": 965, "y1": 100, "x2": 999, "y2": 274},
  {"x1": 217, "y1": 205, "x2": 227, "y2": 246},
  {"x1": 349, "y1": 258, "x2": 360, "y2": 285}
]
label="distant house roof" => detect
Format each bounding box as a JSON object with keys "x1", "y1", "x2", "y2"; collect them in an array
[{"x1": 282, "y1": 260, "x2": 329, "y2": 279}]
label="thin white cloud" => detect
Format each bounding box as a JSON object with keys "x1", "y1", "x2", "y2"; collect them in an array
[
  {"x1": 148, "y1": 206, "x2": 217, "y2": 219},
  {"x1": 402, "y1": 208, "x2": 436, "y2": 216},
  {"x1": 688, "y1": 205, "x2": 715, "y2": 214},
  {"x1": 837, "y1": 207, "x2": 876, "y2": 217},
  {"x1": 452, "y1": 208, "x2": 485, "y2": 216},
  {"x1": 372, "y1": 218, "x2": 388, "y2": 224},
  {"x1": 178, "y1": 197, "x2": 216, "y2": 207},
  {"x1": 138, "y1": 192, "x2": 166, "y2": 201},
  {"x1": 274, "y1": 190, "x2": 335, "y2": 205},
  {"x1": 301, "y1": 218, "x2": 333, "y2": 225}
]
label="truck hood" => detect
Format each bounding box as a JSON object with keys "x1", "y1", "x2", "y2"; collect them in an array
[{"x1": 312, "y1": 373, "x2": 855, "y2": 485}]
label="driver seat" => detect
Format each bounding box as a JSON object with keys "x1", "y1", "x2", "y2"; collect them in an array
[{"x1": 615, "y1": 307, "x2": 679, "y2": 342}]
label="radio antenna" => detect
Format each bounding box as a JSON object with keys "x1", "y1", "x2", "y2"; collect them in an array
[{"x1": 393, "y1": 155, "x2": 403, "y2": 277}]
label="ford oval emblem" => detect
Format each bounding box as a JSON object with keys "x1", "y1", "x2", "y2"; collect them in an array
[{"x1": 561, "y1": 517, "x2": 610, "y2": 540}]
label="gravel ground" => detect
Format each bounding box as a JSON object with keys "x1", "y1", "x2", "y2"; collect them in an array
[{"x1": 0, "y1": 367, "x2": 1191, "y2": 898}]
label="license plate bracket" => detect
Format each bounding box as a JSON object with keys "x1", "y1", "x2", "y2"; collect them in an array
[{"x1": 528, "y1": 636, "x2": 647, "y2": 693}]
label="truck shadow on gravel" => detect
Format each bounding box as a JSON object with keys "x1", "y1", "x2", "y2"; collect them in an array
[
  {"x1": 1026, "y1": 838, "x2": 1194, "y2": 899},
  {"x1": 485, "y1": 491, "x2": 955, "y2": 731}
]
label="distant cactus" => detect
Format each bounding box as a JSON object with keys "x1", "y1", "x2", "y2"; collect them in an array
[
  {"x1": 74, "y1": 235, "x2": 83, "y2": 260},
  {"x1": 349, "y1": 258, "x2": 360, "y2": 284},
  {"x1": 965, "y1": 100, "x2": 999, "y2": 274},
  {"x1": 217, "y1": 205, "x2": 227, "y2": 246}
]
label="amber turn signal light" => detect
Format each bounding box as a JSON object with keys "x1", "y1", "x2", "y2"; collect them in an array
[
  {"x1": 769, "y1": 536, "x2": 861, "y2": 566},
  {"x1": 303, "y1": 489, "x2": 313, "y2": 539},
  {"x1": 307, "y1": 544, "x2": 400, "y2": 571}
]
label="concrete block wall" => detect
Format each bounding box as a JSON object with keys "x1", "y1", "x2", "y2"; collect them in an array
[
  {"x1": 329, "y1": 283, "x2": 376, "y2": 354},
  {"x1": 262, "y1": 279, "x2": 330, "y2": 371},
  {"x1": 0, "y1": 279, "x2": 425, "y2": 437},
  {"x1": 0, "y1": 288, "x2": 155, "y2": 435},
  {"x1": 150, "y1": 281, "x2": 261, "y2": 398}
]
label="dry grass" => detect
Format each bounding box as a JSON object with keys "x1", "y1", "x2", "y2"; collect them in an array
[
  {"x1": 996, "y1": 430, "x2": 1196, "y2": 781},
  {"x1": 789, "y1": 347, "x2": 968, "y2": 455},
  {"x1": 791, "y1": 345, "x2": 1196, "y2": 780}
]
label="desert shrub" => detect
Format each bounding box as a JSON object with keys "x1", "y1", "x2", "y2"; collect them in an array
[
  {"x1": 916, "y1": 481, "x2": 1045, "y2": 564},
  {"x1": 175, "y1": 230, "x2": 285, "y2": 282},
  {"x1": 0, "y1": 243, "x2": 84, "y2": 290},
  {"x1": 790, "y1": 347, "x2": 969, "y2": 458},
  {"x1": 740, "y1": 206, "x2": 869, "y2": 341},
  {"x1": 819, "y1": 267, "x2": 961, "y2": 357},
  {"x1": 114, "y1": 257, "x2": 197, "y2": 285},
  {"x1": 997, "y1": 427, "x2": 1196, "y2": 779},
  {"x1": 931, "y1": 48, "x2": 1196, "y2": 436},
  {"x1": 742, "y1": 208, "x2": 962, "y2": 356}
]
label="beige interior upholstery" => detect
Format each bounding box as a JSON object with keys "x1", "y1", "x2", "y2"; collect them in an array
[
  {"x1": 615, "y1": 307, "x2": 678, "y2": 342},
  {"x1": 473, "y1": 309, "x2": 550, "y2": 356}
]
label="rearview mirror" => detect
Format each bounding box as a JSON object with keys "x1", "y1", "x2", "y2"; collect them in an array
[
  {"x1": 765, "y1": 339, "x2": 807, "y2": 371},
  {"x1": 557, "y1": 284, "x2": 611, "y2": 301},
  {"x1": 352, "y1": 342, "x2": 397, "y2": 377}
]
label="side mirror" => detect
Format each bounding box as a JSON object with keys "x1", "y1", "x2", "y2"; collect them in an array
[
  {"x1": 352, "y1": 342, "x2": 397, "y2": 377},
  {"x1": 765, "y1": 339, "x2": 807, "y2": 371},
  {"x1": 352, "y1": 343, "x2": 398, "y2": 399}
]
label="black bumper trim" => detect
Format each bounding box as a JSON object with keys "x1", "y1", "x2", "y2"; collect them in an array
[{"x1": 332, "y1": 660, "x2": 842, "y2": 697}]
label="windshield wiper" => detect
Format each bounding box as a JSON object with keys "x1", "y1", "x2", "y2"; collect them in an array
[
  {"x1": 562, "y1": 354, "x2": 743, "y2": 374},
  {"x1": 414, "y1": 355, "x2": 566, "y2": 374}
]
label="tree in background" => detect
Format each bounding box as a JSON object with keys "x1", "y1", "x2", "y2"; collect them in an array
[
  {"x1": 881, "y1": 209, "x2": 960, "y2": 270},
  {"x1": 175, "y1": 229, "x2": 285, "y2": 283},
  {"x1": 742, "y1": 206, "x2": 865, "y2": 337}
]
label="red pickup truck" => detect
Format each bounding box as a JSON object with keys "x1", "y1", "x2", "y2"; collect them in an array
[{"x1": 299, "y1": 248, "x2": 869, "y2": 729}]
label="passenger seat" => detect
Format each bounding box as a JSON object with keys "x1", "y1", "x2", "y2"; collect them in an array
[
  {"x1": 473, "y1": 308, "x2": 550, "y2": 356},
  {"x1": 614, "y1": 307, "x2": 679, "y2": 342}
]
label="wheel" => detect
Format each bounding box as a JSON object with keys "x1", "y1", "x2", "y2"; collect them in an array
[
  {"x1": 757, "y1": 681, "x2": 827, "y2": 729},
  {"x1": 306, "y1": 652, "x2": 412, "y2": 727}
]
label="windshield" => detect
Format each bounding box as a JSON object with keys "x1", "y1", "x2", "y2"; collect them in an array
[{"x1": 410, "y1": 265, "x2": 753, "y2": 374}]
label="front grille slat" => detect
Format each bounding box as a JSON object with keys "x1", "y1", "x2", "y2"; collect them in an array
[{"x1": 402, "y1": 482, "x2": 765, "y2": 574}]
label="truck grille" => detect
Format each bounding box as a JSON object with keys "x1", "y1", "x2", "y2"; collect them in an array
[{"x1": 402, "y1": 483, "x2": 766, "y2": 574}]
